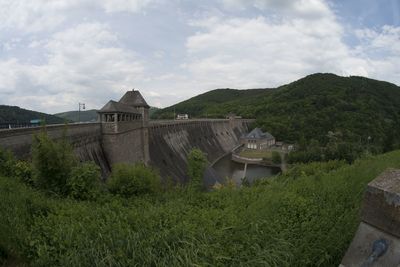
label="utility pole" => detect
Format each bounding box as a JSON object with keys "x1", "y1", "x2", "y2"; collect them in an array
[{"x1": 78, "y1": 102, "x2": 85, "y2": 123}]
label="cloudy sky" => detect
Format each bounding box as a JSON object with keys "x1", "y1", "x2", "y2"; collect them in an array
[{"x1": 0, "y1": 0, "x2": 399, "y2": 113}]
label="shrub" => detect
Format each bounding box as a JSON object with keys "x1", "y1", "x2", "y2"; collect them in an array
[
  {"x1": 187, "y1": 148, "x2": 207, "y2": 191},
  {"x1": 272, "y1": 151, "x2": 282, "y2": 164},
  {"x1": 14, "y1": 161, "x2": 33, "y2": 186},
  {"x1": 67, "y1": 162, "x2": 101, "y2": 200},
  {"x1": 0, "y1": 148, "x2": 16, "y2": 177},
  {"x1": 31, "y1": 131, "x2": 77, "y2": 195},
  {"x1": 107, "y1": 163, "x2": 161, "y2": 197}
]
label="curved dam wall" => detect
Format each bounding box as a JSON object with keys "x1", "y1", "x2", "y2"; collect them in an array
[
  {"x1": 0, "y1": 119, "x2": 252, "y2": 182},
  {"x1": 148, "y1": 119, "x2": 252, "y2": 184},
  {"x1": 0, "y1": 123, "x2": 110, "y2": 175}
]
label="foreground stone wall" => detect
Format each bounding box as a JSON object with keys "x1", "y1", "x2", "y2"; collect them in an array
[
  {"x1": 340, "y1": 169, "x2": 400, "y2": 267},
  {"x1": 148, "y1": 119, "x2": 252, "y2": 183}
]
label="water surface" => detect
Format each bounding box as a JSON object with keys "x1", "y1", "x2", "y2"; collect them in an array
[{"x1": 212, "y1": 153, "x2": 280, "y2": 185}]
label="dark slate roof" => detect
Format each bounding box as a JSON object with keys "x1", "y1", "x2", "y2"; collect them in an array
[
  {"x1": 245, "y1": 128, "x2": 274, "y2": 140},
  {"x1": 119, "y1": 89, "x2": 150, "y2": 108},
  {"x1": 98, "y1": 100, "x2": 141, "y2": 114}
]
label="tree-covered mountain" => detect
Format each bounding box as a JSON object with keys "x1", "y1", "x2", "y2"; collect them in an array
[
  {"x1": 0, "y1": 105, "x2": 65, "y2": 125},
  {"x1": 55, "y1": 109, "x2": 99, "y2": 122},
  {"x1": 152, "y1": 88, "x2": 271, "y2": 119},
  {"x1": 153, "y1": 73, "x2": 400, "y2": 162}
]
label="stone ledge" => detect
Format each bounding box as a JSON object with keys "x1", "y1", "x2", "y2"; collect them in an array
[
  {"x1": 340, "y1": 222, "x2": 400, "y2": 267},
  {"x1": 361, "y1": 168, "x2": 400, "y2": 238}
]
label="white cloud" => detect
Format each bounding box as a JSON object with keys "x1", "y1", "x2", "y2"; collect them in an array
[
  {"x1": 354, "y1": 25, "x2": 400, "y2": 84},
  {"x1": 0, "y1": 23, "x2": 145, "y2": 113},
  {"x1": 184, "y1": 14, "x2": 369, "y2": 88},
  {"x1": 182, "y1": 0, "x2": 400, "y2": 90},
  {"x1": 221, "y1": 0, "x2": 333, "y2": 19},
  {"x1": 0, "y1": 0, "x2": 156, "y2": 32}
]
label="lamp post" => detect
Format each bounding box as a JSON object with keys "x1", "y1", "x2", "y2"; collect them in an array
[{"x1": 78, "y1": 102, "x2": 85, "y2": 123}]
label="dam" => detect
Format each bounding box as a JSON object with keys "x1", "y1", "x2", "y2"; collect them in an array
[{"x1": 0, "y1": 90, "x2": 253, "y2": 183}]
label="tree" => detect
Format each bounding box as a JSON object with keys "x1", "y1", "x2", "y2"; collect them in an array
[
  {"x1": 187, "y1": 148, "x2": 207, "y2": 191},
  {"x1": 107, "y1": 163, "x2": 161, "y2": 197},
  {"x1": 0, "y1": 148, "x2": 16, "y2": 177},
  {"x1": 272, "y1": 151, "x2": 281, "y2": 164},
  {"x1": 31, "y1": 130, "x2": 77, "y2": 195},
  {"x1": 67, "y1": 162, "x2": 101, "y2": 200}
]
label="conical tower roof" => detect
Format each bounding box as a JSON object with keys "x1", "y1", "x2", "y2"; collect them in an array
[
  {"x1": 119, "y1": 89, "x2": 150, "y2": 108},
  {"x1": 98, "y1": 100, "x2": 140, "y2": 114}
]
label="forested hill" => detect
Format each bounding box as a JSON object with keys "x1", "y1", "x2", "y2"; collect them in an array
[
  {"x1": 0, "y1": 105, "x2": 65, "y2": 124},
  {"x1": 151, "y1": 88, "x2": 271, "y2": 119},
  {"x1": 153, "y1": 73, "x2": 400, "y2": 161},
  {"x1": 55, "y1": 109, "x2": 99, "y2": 122}
]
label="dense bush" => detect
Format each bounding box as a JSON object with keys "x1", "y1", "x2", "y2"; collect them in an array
[
  {"x1": 0, "y1": 148, "x2": 16, "y2": 177},
  {"x1": 2, "y1": 150, "x2": 400, "y2": 266},
  {"x1": 67, "y1": 162, "x2": 101, "y2": 200},
  {"x1": 107, "y1": 163, "x2": 161, "y2": 197},
  {"x1": 14, "y1": 161, "x2": 33, "y2": 186},
  {"x1": 271, "y1": 151, "x2": 281, "y2": 164},
  {"x1": 31, "y1": 131, "x2": 77, "y2": 195},
  {"x1": 187, "y1": 148, "x2": 207, "y2": 191}
]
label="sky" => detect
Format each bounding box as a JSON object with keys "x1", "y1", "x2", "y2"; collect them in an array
[{"x1": 0, "y1": 0, "x2": 399, "y2": 114}]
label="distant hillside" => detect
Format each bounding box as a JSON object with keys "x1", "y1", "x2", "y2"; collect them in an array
[
  {"x1": 56, "y1": 107, "x2": 160, "y2": 122},
  {"x1": 0, "y1": 105, "x2": 65, "y2": 125},
  {"x1": 151, "y1": 88, "x2": 270, "y2": 119},
  {"x1": 55, "y1": 110, "x2": 98, "y2": 122},
  {"x1": 153, "y1": 73, "x2": 400, "y2": 162}
]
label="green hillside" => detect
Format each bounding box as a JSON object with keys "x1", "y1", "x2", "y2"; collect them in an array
[
  {"x1": 0, "y1": 105, "x2": 65, "y2": 124},
  {"x1": 55, "y1": 109, "x2": 99, "y2": 122},
  {"x1": 152, "y1": 88, "x2": 270, "y2": 119},
  {"x1": 153, "y1": 73, "x2": 400, "y2": 162}
]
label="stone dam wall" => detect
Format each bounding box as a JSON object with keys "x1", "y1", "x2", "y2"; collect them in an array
[
  {"x1": 0, "y1": 123, "x2": 110, "y2": 175},
  {"x1": 0, "y1": 119, "x2": 252, "y2": 183},
  {"x1": 148, "y1": 119, "x2": 252, "y2": 184}
]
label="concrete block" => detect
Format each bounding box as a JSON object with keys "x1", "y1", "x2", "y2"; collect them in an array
[
  {"x1": 361, "y1": 169, "x2": 400, "y2": 238},
  {"x1": 340, "y1": 222, "x2": 400, "y2": 267}
]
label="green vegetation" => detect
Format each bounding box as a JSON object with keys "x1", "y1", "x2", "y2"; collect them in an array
[
  {"x1": 2, "y1": 142, "x2": 400, "y2": 266},
  {"x1": 31, "y1": 131, "x2": 77, "y2": 195},
  {"x1": 153, "y1": 73, "x2": 400, "y2": 163},
  {"x1": 152, "y1": 88, "x2": 269, "y2": 119},
  {"x1": 107, "y1": 163, "x2": 161, "y2": 197},
  {"x1": 54, "y1": 109, "x2": 99, "y2": 122},
  {"x1": 271, "y1": 151, "x2": 282, "y2": 164},
  {"x1": 187, "y1": 148, "x2": 207, "y2": 191},
  {"x1": 67, "y1": 163, "x2": 102, "y2": 201},
  {"x1": 0, "y1": 105, "x2": 65, "y2": 124}
]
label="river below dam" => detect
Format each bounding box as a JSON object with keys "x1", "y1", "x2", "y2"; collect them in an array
[{"x1": 212, "y1": 153, "x2": 281, "y2": 185}]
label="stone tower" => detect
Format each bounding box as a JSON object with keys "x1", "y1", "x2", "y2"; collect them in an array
[
  {"x1": 98, "y1": 89, "x2": 150, "y2": 167},
  {"x1": 118, "y1": 89, "x2": 150, "y2": 126}
]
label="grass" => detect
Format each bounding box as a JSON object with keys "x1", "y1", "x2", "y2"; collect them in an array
[{"x1": 1, "y1": 150, "x2": 400, "y2": 266}]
